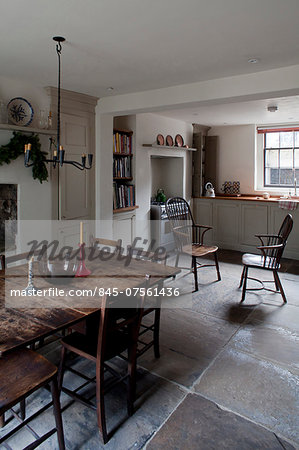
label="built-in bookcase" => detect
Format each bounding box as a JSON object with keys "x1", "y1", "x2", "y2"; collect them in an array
[{"x1": 113, "y1": 129, "x2": 137, "y2": 212}]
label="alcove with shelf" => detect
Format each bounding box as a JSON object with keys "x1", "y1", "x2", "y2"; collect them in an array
[{"x1": 113, "y1": 128, "x2": 137, "y2": 212}]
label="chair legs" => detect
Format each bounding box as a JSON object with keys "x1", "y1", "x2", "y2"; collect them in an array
[
  {"x1": 239, "y1": 266, "x2": 246, "y2": 288},
  {"x1": 58, "y1": 346, "x2": 67, "y2": 390},
  {"x1": 50, "y1": 378, "x2": 65, "y2": 450},
  {"x1": 273, "y1": 270, "x2": 287, "y2": 303},
  {"x1": 214, "y1": 252, "x2": 221, "y2": 281},
  {"x1": 192, "y1": 256, "x2": 198, "y2": 292},
  {"x1": 20, "y1": 399, "x2": 26, "y2": 421},
  {"x1": 153, "y1": 308, "x2": 161, "y2": 358},
  {"x1": 96, "y1": 368, "x2": 108, "y2": 445},
  {"x1": 240, "y1": 266, "x2": 287, "y2": 304},
  {"x1": 240, "y1": 266, "x2": 249, "y2": 303}
]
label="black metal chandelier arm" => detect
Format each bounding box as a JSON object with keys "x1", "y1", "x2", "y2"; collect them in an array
[
  {"x1": 62, "y1": 160, "x2": 92, "y2": 170},
  {"x1": 24, "y1": 161, "x2": 35, "y2": 168},
  {"x1": 62, "y1": 160, "x2": 85, "y2": 170}
]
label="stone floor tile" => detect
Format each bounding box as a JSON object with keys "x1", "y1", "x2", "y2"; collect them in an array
[
  {"x1": 230, "y1": 322, "x2": 299, "y2": 373},
  {"x1": 138, "y1": 309, "x2": 238, "y2": 387},
  {"x1": 247, "y1": 303, "x2": 299, "y2": 333},
  {"x1": 24, "y1": 367, "x2": 185, "y2": 450},
  {"x1": 191, "y1": 277, "x2": 254, "y2": 323},
  {"x1": 194, "y1": 348, "x2": 299, "y2": 444},
  {"x1": 147, "y1": 393, "x2": 295, "y2": 450}
]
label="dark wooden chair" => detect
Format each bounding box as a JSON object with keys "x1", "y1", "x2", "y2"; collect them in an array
[
  {"x1": 90, "y1": 236, "x2": 123, "y2": 253},
  {"x1": 0, "y1": 248, "x2": 64, "y2": 427},
  {"x1": 239, "y1": 214, "x2": 293, "y2": 303},
  {"x1": 0, "y1": 349, "x2": 65, "y2": 449},
  {"x1": 71, "y1": 237, "x2": 123, "y2": 336},
  {"x1": 127, "y1": 245, "x2": 169, "y2": 359},
  {"x1": 165, "y1": 197, "x2": 221, "y2": 291},
  {"x1": 58, "y1": 275, "x2": 150, "y2": 444}
]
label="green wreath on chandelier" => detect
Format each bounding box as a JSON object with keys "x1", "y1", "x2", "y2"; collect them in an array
[{"x1": 0, "y1": 131, "x2": 48, "y2": 183}]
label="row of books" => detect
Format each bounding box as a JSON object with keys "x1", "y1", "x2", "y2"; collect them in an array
[
  {"x1": 113, "y1": 132, "x2": 132, "y2": 154},
  {"x1": 113, "y1": 183, "x2": 135, "y2": 209},
  {"x1": 113, "y1": 156, "x2": 132, "y2": 178}
]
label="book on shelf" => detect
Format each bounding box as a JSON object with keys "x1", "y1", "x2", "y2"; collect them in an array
[
  {"x1": 113, "y1": 131, "x2": 132, "y2": 154},
  {"x1": 113, "y1": 183, "x2": 135, "y2": 209},
  {"x1": 113, "y1": 156, "x2": 132, "y2": 178}
]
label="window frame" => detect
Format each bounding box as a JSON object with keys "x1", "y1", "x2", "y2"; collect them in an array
[{"x1": 259, "y1": 127, "x2": 299, "y2": 188}]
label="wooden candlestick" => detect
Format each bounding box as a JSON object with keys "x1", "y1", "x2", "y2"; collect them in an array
[
  {"x1": 80, "y1": 222, "x2": 83, "y2": 244},
  {"x1": 24, "y1": 256, "x2": 37, "y2": 294}
]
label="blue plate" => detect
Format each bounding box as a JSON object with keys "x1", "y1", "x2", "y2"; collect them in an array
[{"x1": 7, "y1": 97, "x2": 34, "y2": 126}]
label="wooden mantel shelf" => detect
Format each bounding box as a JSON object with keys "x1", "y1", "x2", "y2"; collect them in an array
[
  {"x1": 113, "y1": 205, "x2": 139, "y2": 213},
  {"x1": 143, "y1": 144, "x2": 197, "y2": 152},
  {"x1": 0, "y1": 123, "x2": 57, "y2": 136}
]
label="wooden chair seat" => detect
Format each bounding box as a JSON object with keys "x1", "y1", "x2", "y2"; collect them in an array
[
  {"x1": 0, "y1": 348, "x2": 64, "y2": 449},
  {"x1": 182, "y1": 244, "x2": 218, "y2": 257},
  {"x1": 0, "y1": 349, "x2": 57, "y2": 414},
  {"x1": 242, "y1": 253, "x2": 280, "y2": 269}
]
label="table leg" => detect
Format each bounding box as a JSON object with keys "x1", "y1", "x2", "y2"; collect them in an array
[{"x1": 0, "y1": 413, "x2": 5, "y2": 428}]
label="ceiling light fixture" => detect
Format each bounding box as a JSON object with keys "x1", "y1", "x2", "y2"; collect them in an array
[
  {"x1": 248, "y1": 58, "x2": 259, "y2": 64},
  {"x1": 25, "y1": 37, "x2": 93, "y2": 171},
  {"x1": 267, "y1": 105, "x2": 278, "y2": 112}
]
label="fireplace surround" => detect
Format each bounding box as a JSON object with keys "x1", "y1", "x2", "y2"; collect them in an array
[{"x1": 0, "y1": 184, "x2": 17, "y2": 252}]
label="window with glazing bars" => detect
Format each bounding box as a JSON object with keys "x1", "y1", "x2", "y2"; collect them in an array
[{"x1": 260, "y1": 128, "x2": 299, "y2": 187}]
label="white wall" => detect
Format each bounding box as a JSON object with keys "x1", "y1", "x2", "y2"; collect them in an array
[
  {"x1": 208, "y1": 125, "x2": 256, "y2": 194},
  {"x1": 151, "y1": 157, "x2": 184, "y2": 199},
  {"x1": 135, "y1": 113, "x2": 193, "y2": 239},
  {"x1": 0, "y1": 76, "x2": 53, "y2": 220}
]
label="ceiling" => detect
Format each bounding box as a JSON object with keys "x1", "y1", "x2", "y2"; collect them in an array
[
  {"x1": 1, "y1": 0, "x2": 299, "y2": 125},
  {"x1": 157, "y1": 95, "x2": 299, "y2": 126},
  {"x1": 2, "y1": 0, "x2": 299, "y2": 96}
]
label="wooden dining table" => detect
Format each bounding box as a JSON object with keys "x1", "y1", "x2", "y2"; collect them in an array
[{"x1": 0, "y1": 250, "x2": 180, "y2": 356}]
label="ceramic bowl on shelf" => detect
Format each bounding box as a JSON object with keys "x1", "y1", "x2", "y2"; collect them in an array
[
  {"x1": 7, "y1": 97, "x2": 34, "y2": 126},
  {"x1": 175, "y1": 134, "x2": 184, "y2": 147},
  {"x1": 156, "y1": 134, "x2": 164, "y2": 145}
]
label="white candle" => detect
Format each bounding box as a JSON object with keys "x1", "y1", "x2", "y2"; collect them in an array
[{"x1": 80, "y1": 222, "x2": 84, "y2": 244}]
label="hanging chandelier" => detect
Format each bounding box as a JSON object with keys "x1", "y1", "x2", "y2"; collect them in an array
[{"x1": 25, "y1": 36, "x2": 93, "y2": 171}]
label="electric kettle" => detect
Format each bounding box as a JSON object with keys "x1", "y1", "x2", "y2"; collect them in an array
[{"x1": 204, "y1": 182, "x2": 215, "y2": 197}]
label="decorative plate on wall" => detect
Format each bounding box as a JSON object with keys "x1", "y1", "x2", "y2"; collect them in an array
[
  {"x1": 175, "y1": 134, "x2": 184, "y2": 147},
  {"x1": 156, "y1": 134, "x2": 164, "y2": 145},
  {"x1": 7, "y1": 97, "x2": 34, "y2": 126},
  {"x1": 166, "y1": 135, "x2": 174, "y2": 146}
]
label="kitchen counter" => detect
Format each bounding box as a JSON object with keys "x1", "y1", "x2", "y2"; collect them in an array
[
  {"x1": 196, "y1": 195, "x2": 299, "y2": 203},
  {"x1": 193, "y1": 196, "x2": 299, "y2": 260}
]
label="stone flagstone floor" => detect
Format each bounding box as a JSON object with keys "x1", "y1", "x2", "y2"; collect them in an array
[{"x1": 1, "y1": 250, "x2": 298, "y2": 449}]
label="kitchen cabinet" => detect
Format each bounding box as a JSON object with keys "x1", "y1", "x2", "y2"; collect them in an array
[{"x1": 193, "y1": 197, "x2": 299, "y2": 259}]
